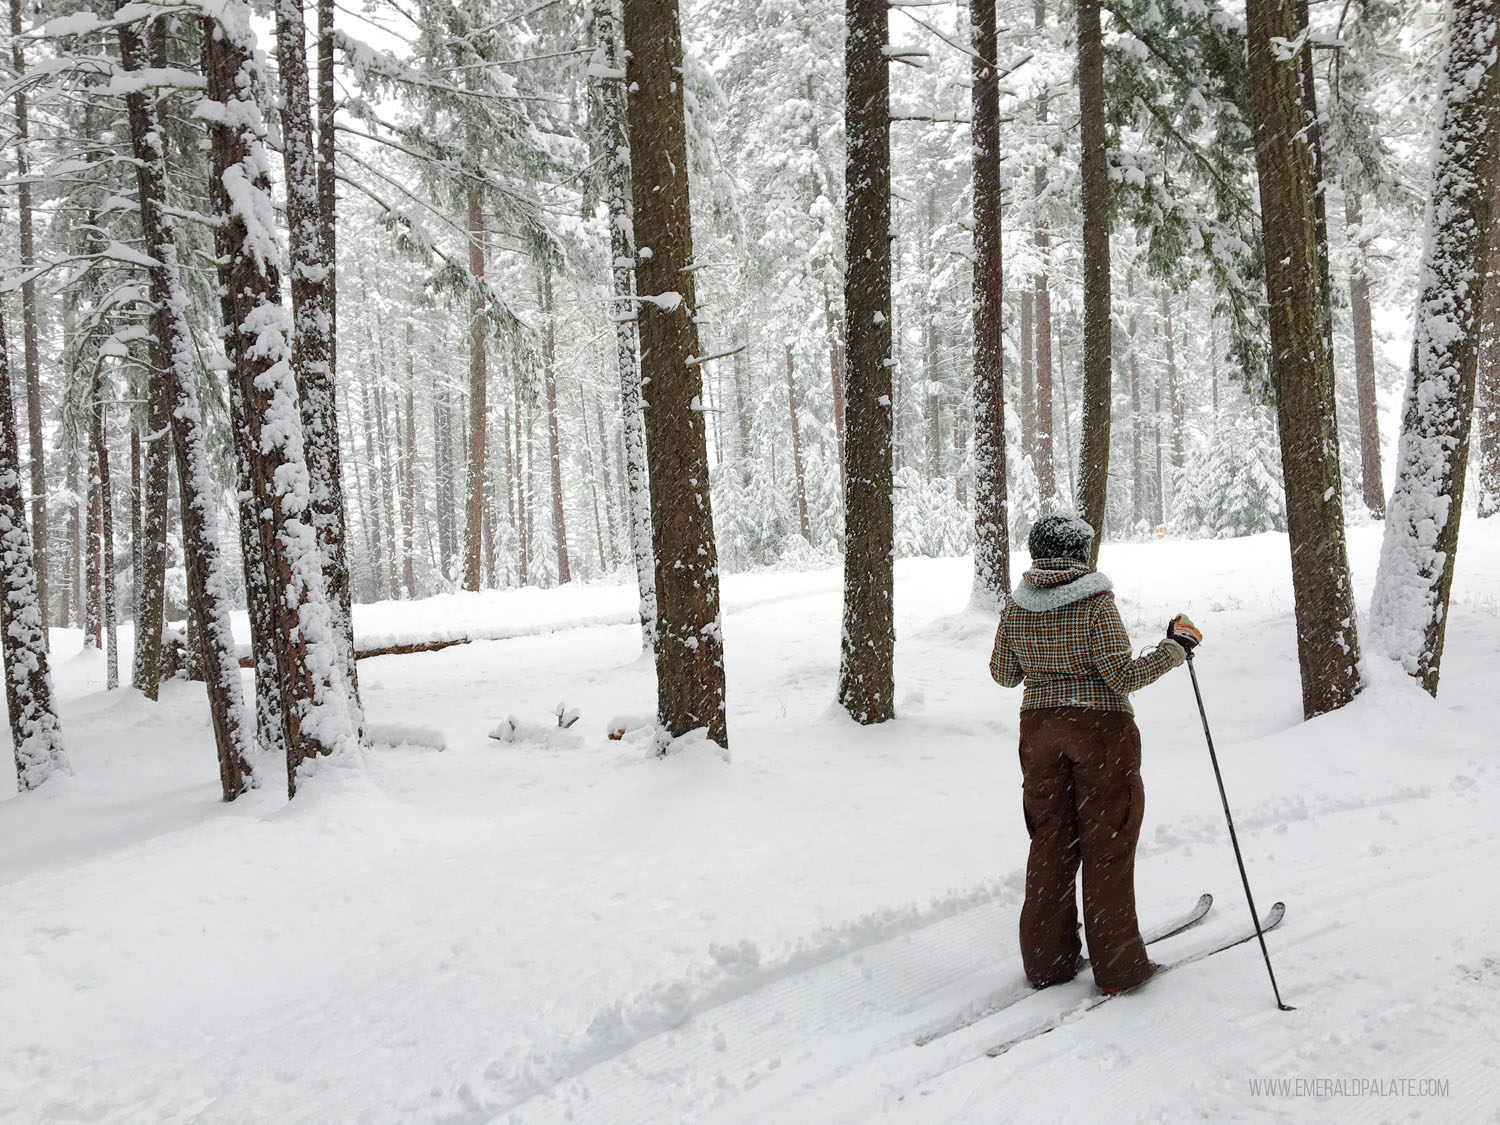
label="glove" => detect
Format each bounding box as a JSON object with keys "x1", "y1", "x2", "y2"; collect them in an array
[
  {"x1": 1158, "y1": 638, "x2": 1188, "y2": 668},
  {"x1": 1167, "y1": 614, "x2": 1202, "y2": 651}
]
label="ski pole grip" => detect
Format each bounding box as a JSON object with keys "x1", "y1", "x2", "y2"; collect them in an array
[{"x1": 1168, "y1": 614, "x2": 1202, "y2": 652}]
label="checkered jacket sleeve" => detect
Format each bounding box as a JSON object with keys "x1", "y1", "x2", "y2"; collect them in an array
[
  {"x1": 1089, "y1": 595, "x2": 1176, "y2": 697},
  {"x1": 990, "y1": 617, "x2": 1024, "y2": 687}
]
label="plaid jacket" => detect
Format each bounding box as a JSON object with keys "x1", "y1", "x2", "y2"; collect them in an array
[{"x1": 990, "y1": 558, "x2": 1176, "y2": 713}]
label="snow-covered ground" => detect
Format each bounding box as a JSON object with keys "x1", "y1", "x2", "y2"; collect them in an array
[{"x1": 3, "y1": 523, "x2": 1499, "y2": 1123}]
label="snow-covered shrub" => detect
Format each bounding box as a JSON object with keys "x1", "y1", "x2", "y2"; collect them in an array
[
  {"x1": 1172, "y1": 408, "x2": 1286, "y2": 537},
  {"x1": 894, "y1": 466, "x2": 972, "y2": 558}
]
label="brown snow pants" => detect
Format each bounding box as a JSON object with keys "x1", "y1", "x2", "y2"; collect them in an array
[{"x1": 1018, "y1": 707, "x2": 1151, "y2": 992}]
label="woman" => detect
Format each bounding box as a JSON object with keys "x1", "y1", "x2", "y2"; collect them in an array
[{"x1": 989, "y1": 513, "x2": 1200, "y2": 994}]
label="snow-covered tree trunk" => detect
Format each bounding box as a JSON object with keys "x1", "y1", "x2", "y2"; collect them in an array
[
  {"x1": 90, "y1": 389, "x2": 118, "y2": 690},
  {"x1": 402, "y1": 325, "x2": 417, "y2": 597},
  {"x1": 837, "y1": 0, "x2": 895, "y2": 724},
  {"x1": 1246, "y1": 0, "x2": 1362, "y2": 717},
  {"x1": 1370, "y1": 0, "x2": 1500, "y2": 696},
  {"x1": 0, "y1": 303, "x2": 66, "y2": 790},
  {"x1": 591, "y1": 392, "x2": 619, "y2": 567},
  {"x1": 1031, "y1": 0, "x2": 1057, "y2": 508},
  {"x1": 132, "y1": 336, "x2": 170, "y2": 698},
  {"x1": 9, "y1": 0, "x2": 46, "y2": 641},
  {"x1": 970, "y1": 0, "x2": 1009, "y2": 609},
  {"x1": 1076, "y1": 0, "x2": 1112, "y2": 564},
  {"x1": 785, "y1": 344, "x2": 810, "y2": 540},
  {"x1": 515, "y1": 382, "x2": 530, "y2": 587},
  {"x1": 119, "y1": 9, "x2": 256, "y2": 798},
  {"x1": 540, "y1": 262, "x2": 572, "y2": 584},
  {"x1": 1162, "y1": 289, "x2": 1185, "y2": 473},
  {"x1": 201, "y1": 4, "x2": 359, "y2": 795},
  {"x1": 85, "y1": 441, "x2": 101, "y2": 649},
  {"x1": 276, "y1": 0, "x2": 361, "y2": 722},
  {"x1": 1020, "y1": 288, "x2": 1035, "y2": 471},
  {"x1": 463, "y1": 192, "x2": 487, "y2": 593},
  {"x1": 1128, "y1": 274, "x2": 1145, "y2": 527},
  {"x1": 1346, "y1": 194, "x2": 1387, "y2": 519},
  {"x1": 1474, "y1": 177, "x2": 1500, "y2": 519},
  {"x1": 623, "y1": 0, "x2": 729, "y2": 747},
  {"x1": 594, "y1": 0, "x2": 657, "y2": 648},
  {"x1": 824, "y1": 284, "x2": 847, "y2": 498}
]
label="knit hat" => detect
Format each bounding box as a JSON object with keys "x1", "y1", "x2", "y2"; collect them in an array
[{"x1": 1027, "y1": 512, "x2": 1095, "y2": 563}]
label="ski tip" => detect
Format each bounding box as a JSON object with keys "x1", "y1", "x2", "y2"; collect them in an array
[
  {"x1": 1262, "y1": 901, "x2": 1286, "y2": 929},
  {"x1": 1195, "y1": 892, "x2": 1213, "y2": 912}
]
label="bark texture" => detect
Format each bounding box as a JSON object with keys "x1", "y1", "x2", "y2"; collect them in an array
[
  {"x1": 276, "y1": 0, "x2": 361, "y2": 715},
  {"x1": 541, "y1": 262, "x2": 571, "y2": 583},
  {"x1": 623, "y1": 0, "x2": 729, "y2": 747},
  {"x1": 970, "y1": 0, "x2": 1009, "y2": 608},
  {"x1": 0, "y1": 303, "x2": 66, "y2": 789},
  {"x1": 463, "y1": 192, "x2": 487, "y2": 592},
  {"x1": 1246, "y1": 0, "x2": 1362, "y2": 717},
  {"x1": 1076, "y1": 0, "x2": 1112, "y2": 565},
  {"x1": 837, "y1": 0, "x2": 896, "y2": 724},
  {"x1": 1345, "y1": 195, "x2": 1386, "y2": 518},
  {"x1": 1370, "y1": 0, "x2": 1500, "y2": 696},
  {"x1": 203, "y1": 5, "x2": 358, "y2": 793},
  {"x1": 1479, "y1": 175, "x2": 1500, "y2": 519},
  {"x1": 9, "y1": 0, "x2": 46, "y2": 639},
  {"x1": 595, "y1": 0, "x2": 657, "y2": 646}
]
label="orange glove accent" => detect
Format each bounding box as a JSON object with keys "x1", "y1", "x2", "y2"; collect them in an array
[{"x1": 1168, "y1": 614, "x2": 1203, "y2": 650}]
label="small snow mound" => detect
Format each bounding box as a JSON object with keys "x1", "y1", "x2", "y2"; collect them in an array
[
  {"x1": 488, "y1": 716, "x2": 585, "y2": 750},
  {"x1": 366, "y1": 723, "x2": 446, "y2": 752},
  {"x1": 653, "y1": 726, "x2": 730, "y2": 764},
  {"x1": 605, "y1": 714, "x2": 651, "y2": 741}
]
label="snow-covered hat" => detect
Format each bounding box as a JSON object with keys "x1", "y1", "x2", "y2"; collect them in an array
[{"x1": 1028, "y1": 512, "x2": 1094, "y2": 563}]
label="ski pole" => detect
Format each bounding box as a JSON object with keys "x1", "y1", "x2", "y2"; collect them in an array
[{"x1": 1179, "y1": 642, "x2": 1295, "y2": 1011}]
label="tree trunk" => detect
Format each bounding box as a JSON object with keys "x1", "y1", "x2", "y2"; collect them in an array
[
  {"x1": 66, "y1": 442, "x2": 80, "y2": 629},
  {"x1": 1246, "y1": 0, "x2": 1362, "y2": 717},
  {"x1": 86, "y1": 438, "x2": 101, "y2": 650},
  {"x1": 1020, "y1": 288, "x2": 1035, "y2": 474},
  {"x1": 1076, "y1": 0, "x2": 1112, "y2": 566},
  {"x1": 358, "y1": 366, "x2": 385, "y2": 592},
  {"x1": 92, "y1": 390, "x2": 118, "y2": 690},
  {"x1": 515, "y1": 380, "x2": 529, "y2": 586},
  {"x1": 463, "y1": 192, "x2": 487, "y2": 592},
  {"x1": 970, "y1": 0, "x2": 1009, "y2": 609},
  {"x1": 824, "y1": 284, "x2": 847, "y2": 497},
  {"x1": 202, "y1": 7, "x2": 358, "y2": 793},
  {"x1": 1479, "y1": 176, "x2": 1500, "y2": 518},
  {"x1": 624, "y1": 0, "x2": 729, "y2": 747},
  {"x1": 1161, "y1": 287, "x2": 1185, "y2": 473},
  {"x1": 1369, "y1": 0, "x2": 1500, "y2": 696},
  {"x1": 837, "y1": 0, "x2": 895, "y2": 724},
  {"x1": 595, "y1": 0, "x2": 657, "y2": 646},
  {"x1": 1128, "y1": 274, "x2": 1144, "y2": 528},
  {"x1": 403, "y1": 323, "x2": 417, "y2": 597},
  {"x1": 1152, "y1": 359, "x2": 1165, "y2": 527},
  {"x1": 9, "y1": 0, "x2": 46, "y2": 642},
  {"x1": 433, "y1": 382, "x2": 453, "y2": 576},
  {"x1": 1031, "y1": 1, "x2": 1056, "y2": 508},
  {"x1": 1346, "y1": 194, "x2": 1386, "y2": 518},
  {"x1": 540, "y1": 263, "x2": 572, "y2": 583},
  {"x1": 372, "y1": 367, "x2": 399, "y2": 599},
  {"x1": 785, "y1": 344, "x2": 811, "y2": 540},
  {"x1": 132, "y1": 335, "x2": 170, "y2": 698},
  {"x1": 593, "y1": 391, "x2": 620, "y2": 567},
  {"x1": 1297, "y1": 0, "x2": 1335, "y2": 363},
  {"x1": 0, "y1": 303, "x2": 66, "y2": 790},
  {"x1": 276, "y1": 0, "x2": 360, "y2": 713}
]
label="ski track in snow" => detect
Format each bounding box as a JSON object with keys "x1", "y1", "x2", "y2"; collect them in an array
[{"x1": 2, "y1": 525, "x2": 1499, "y2": 1122}]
